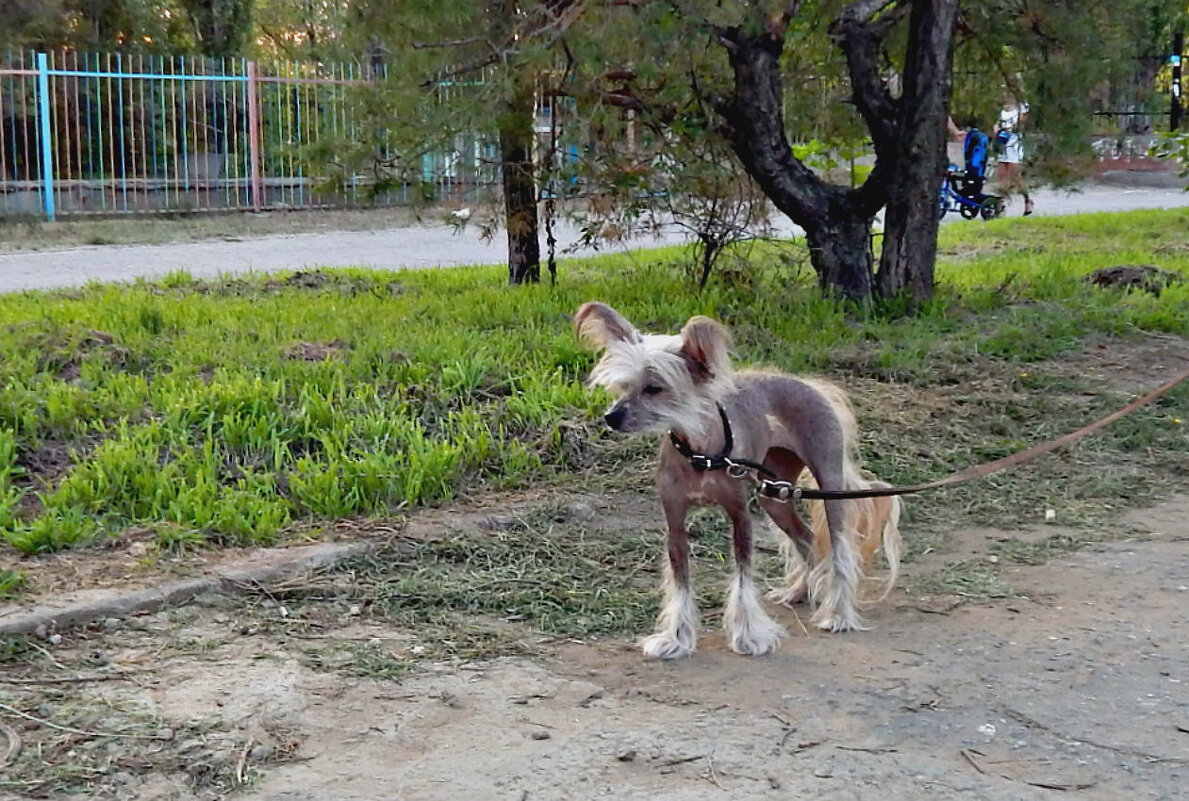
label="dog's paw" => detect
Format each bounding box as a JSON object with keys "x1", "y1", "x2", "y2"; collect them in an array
[
  {"x1": 765, "y1": 582, "x2": 808, "y2": 607},
  {"x1": 640, "y1": 630, "x2": 695, "y2": 660},
  {"x1": 726, "y1": 616, "x2": 785, "y2": 656},
  {"x1": 809, "y1": 606, "x2": 868, "y2": 633}
]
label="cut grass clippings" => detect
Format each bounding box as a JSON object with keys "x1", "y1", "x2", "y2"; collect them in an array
[{"x1": 0, "y1": 208, "x2": 1185, "y2": 562}]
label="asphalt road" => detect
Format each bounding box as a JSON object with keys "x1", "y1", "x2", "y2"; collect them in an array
[{"x1": 1, "y1": 182, "x2": 1187, "y2": 294}]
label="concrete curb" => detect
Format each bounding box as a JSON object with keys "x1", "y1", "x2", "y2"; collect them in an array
[{"x1": 0, "y1": 540, "x2": 376, "y2": 637}]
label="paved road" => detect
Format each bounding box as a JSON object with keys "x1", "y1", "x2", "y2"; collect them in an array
[{"x1": 1, "y1": 182, "x2": 1187, "y2": 293}]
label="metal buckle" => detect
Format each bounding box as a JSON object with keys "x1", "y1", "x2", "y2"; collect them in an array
[
  {"x1": 690, "y1": 455, "x2": 713, "y2": 472},
  {"x1": 761, "y1": 481, "x2": 800, "y2": 503},
  {"x1": 726, "y1": 462, "x2": 751, "y2": 480}
]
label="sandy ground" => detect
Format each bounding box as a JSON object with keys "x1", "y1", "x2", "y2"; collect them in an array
[
  {"x1": 1, "y1": 182, "x2": 1188, "y2": 293},
  {"x1": 1, "y1": 491, "x2": 1186, "y2": 801}
]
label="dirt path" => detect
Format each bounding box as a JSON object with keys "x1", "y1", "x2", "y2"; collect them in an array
[
  {"x1": 240, "y1": 500, "x2": 1189, "y2": 801},
  {"x1": 1, "y1": 183, "x2": 1188, "y2": 293},
  {"x1": 2, "y1": 492, "x2": 1186, "y2": 801}
]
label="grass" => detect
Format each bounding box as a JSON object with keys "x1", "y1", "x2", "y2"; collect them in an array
[
  {"x1": 0, "y1": 208, "x2": 1185, "y2": 561},
  {"x1": 241, "y1": 497, "x2": 754, "y2": 674}
]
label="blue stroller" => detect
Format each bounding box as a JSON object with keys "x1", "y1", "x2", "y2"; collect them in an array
[{"x1": 939, "y1": 129, "x2": 1005, "y2": 220}]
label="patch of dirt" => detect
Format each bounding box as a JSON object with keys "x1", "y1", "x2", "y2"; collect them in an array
[
  {"x1": 1086, "y1": 264, "x2": 1182, "y2": 295},
  {"x1": 1059, "y1": 332, "x2": 1189, "y2": 393},
  {"x1": 1, "y1": 492, "x2": 1186, "y2": 800},
  {"x1": 282, "y1": 340, "x2": 350, "y2": 361}
]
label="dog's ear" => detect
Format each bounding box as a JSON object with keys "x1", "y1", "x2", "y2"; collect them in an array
[
  {"x1": 679, "y1": 315, "x2": 732, "y2": 382},
  {"x1": 575, "y1": 302, "x2": 641, "y2": 349}
]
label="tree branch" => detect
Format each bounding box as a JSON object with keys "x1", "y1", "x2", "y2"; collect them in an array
[
  {"x1": 830, "y1": 0, "x2": 903, "y2": 159},
  {"x1": 412, "y1": 36, "x2": 489, "y2": 50}
]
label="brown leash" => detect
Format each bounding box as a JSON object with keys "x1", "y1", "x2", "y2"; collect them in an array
[{"x1": 756, "y1": 366, "x2": 1189, "y2": 503}]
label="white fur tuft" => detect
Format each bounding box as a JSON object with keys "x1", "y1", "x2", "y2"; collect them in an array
[
  {"x1": 724, "y1": 573, "x2": 785, "y2": 655},
  {"x1": 640, "y1": 569, "x2": 699, "y2": 660},
  {"x1": 808, "y1": 533, "x2": 867, "y2": 632}
]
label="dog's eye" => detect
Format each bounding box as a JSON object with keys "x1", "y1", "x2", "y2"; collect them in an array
[{"x1": 643, "y1": 385, "x2": 665, "y2": 395}]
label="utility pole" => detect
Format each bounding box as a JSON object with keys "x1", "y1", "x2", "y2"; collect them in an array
[{"x1": 1173, "y1": 31, "x2": 1184, "y2": 131}]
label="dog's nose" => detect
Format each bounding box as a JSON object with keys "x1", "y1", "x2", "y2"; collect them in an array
[{"x1": 604, "y1": 407, "x2": 627, "y2": 431}]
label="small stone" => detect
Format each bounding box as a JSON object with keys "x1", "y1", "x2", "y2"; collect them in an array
[
  {"x1": 567, "y1": 502, "x2": 597, "y2": 522},
  {"x1": 813, "y1": 765, "x2": 833, "y2": 779},
  {"x1": 616, "y1": 748, "x2": 637, "y2": 762},
  {"x1": 156, "y1": 728, "x2": 175, "y2": 741},
  {"x1": 531, "y1": 730, "x2": 551, "y2": 740},
  {"x1": 348, "y1": 605, "x2": 362, "y2": 616},
  {"x1": 1044, "y1": 509, "x2": 1056, "y2": 521},
  {"x1": 481, "y1": 514, "x2": 515, "y2": 531},
  {"x1": 102, "y1": 617, "x2": 121, "y2": 629},
  {"x1": 128, "y1": 542, "x2": 148, "y2": 557},
  {"x1": 111, "y1": 771, "x2": 137, "y2": 786},
  {"x1": 249, "y1": 743, "x2": 275, "y2": 760},
  {"x1": 47, "y1": 633, "x2": 63, "y2": 646},
  {"x1": 34, "y1": 624, "x2": 48, "y2": 640}
]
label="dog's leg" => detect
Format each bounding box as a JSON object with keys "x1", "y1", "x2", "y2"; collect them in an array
[
  {"x1": 760, "y1": 499, "x2": 817, "y2": 607},
  {"x1": 640, "y1": 493, "x2": 698, "y2": 660},
  {"x1": 722, "y1": 495, "x2": 785, "y2": 656},
  {"x1": 754, "y1": 450, "x2": 817, "y2": 607},
  {"x1": 809, "y1": 495, "x2": 866, "y2": 632}
]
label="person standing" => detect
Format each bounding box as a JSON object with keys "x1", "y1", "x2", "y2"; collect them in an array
[{"x1": 993, "y1": 96, "x2": 1033, "y2": 215}]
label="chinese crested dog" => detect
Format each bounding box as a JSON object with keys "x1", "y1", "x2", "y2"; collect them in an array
[{"x1": 575, "y1": 302, "x2": 901, "y2": 659}]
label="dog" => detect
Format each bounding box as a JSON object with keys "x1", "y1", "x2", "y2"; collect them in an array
[{"x1": 575, "y1": 302, "x2": 902, "y2": 659}]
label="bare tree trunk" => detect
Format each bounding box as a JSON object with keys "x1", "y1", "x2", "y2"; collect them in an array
[
  {"x1": 807, "y1": 215, "x2": 876, "y2": 300},
  {"x1": 876, "y1": 0, "x2": 957, "y2": 304},
  {"x1": 716, "y1": 24, "x2": 883, "y2": 303},
  {"x1": 500, "y1": 78, "x2": 541, "y2": 285}
]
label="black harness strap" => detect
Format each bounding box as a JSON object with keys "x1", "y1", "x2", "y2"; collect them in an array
[{"x1": 668, "y1": 405, "x2": 775, "y2": 479}]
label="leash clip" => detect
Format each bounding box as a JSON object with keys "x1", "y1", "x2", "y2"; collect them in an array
[
  {"x1": 762, "y1": 481, "x2": 801, "y2": 503},
  {"x1": 725, "y1": 461, "x2": 752, "y2": 480}
]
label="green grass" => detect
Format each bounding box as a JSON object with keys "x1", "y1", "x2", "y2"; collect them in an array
[{"x1": 0, "y1": 208, "x2": 1186, "y2": 557}]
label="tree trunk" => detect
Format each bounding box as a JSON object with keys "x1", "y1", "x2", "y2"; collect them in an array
[
  {"x1": 717, "y1": 25, "x2": 882, "y2": 303},
  {"x1": 876, "y1": 0, "x2": 957, "y2": 304},
  {"x1": 806, "y1": 213, "x2": 876, "y2": 300},
  {"x1": 500, "y1": 79, "x2": 541, "y2": 285},
  {"x1": 181, "y1": 0, "x2": 252, "y2": 57}
]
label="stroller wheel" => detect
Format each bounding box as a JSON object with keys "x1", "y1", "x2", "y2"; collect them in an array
[
  {"x1": 959, "y1": 203, "x2": 979, "y2": 220},
  {"x1": 980, "y1": 197, "x2": 1004, "y2": 220}
]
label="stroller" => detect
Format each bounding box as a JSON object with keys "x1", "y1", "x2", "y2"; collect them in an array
[{"x1": 939, "y1": 129, "x2": 1005, "y2": 220}]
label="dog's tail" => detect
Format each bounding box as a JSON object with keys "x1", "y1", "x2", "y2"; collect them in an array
[{"x1": 800, "y1": 378, "x2": 902, "y2": 601}]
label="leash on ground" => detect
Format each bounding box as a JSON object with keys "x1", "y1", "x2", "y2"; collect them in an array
[{"x1": 675, "y1": 367, "x2": 1189, "y2": 503}]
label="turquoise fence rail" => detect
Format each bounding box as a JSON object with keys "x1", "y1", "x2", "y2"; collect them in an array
[{"x1": 0, "y1": 50, "x2": 507, "y2": 220}]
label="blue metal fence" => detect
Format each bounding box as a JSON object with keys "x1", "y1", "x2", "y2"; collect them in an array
[{"x1": 0, "y1": 49, "x2": 506, "y2": 220}]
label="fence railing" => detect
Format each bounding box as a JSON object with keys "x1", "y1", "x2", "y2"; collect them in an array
[{"x1": 0, "y1": 50, "x2": 506, "y2": 220}]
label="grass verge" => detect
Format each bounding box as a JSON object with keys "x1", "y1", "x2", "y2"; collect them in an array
[{"x1": 0, "y1": 208, "x2": 1184, "y2": 560}]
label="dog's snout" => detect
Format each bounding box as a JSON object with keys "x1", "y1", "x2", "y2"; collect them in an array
[{"x1": 604, "y1": 406, "x2": 627, "y2": 431}]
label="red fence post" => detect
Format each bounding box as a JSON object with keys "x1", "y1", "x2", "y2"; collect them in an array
[{"x1": 246, "y1": 60, "x2": 262, "y2": 211}]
